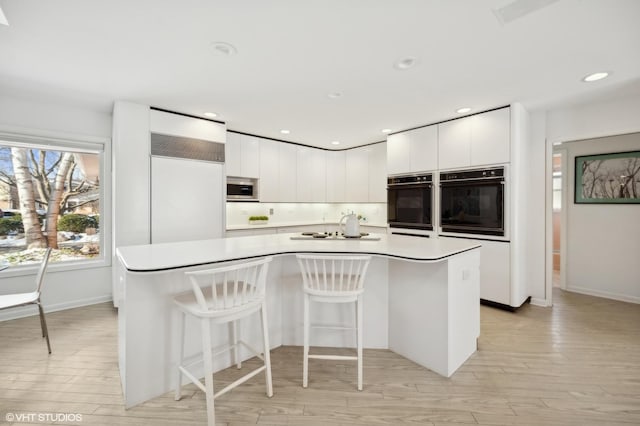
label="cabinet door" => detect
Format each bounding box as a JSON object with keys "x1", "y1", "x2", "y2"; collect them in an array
[
  {"x1": 241, "y1": 134, "x2": 260, "y2": 178},
  {"x1": 345, "y1": 147, "x2": 369, "y2": 202},
  {"x1": 259, "y1": 139, "x2": 279, "y2": 202},
  {"x1": 278, "y1": 143, "x2": 297, "y2": 201},
  {"x1": 470, "y1": 108, "x2": 510, "y2": 166},
  {"x1": 368, "y1": 143, "x2": 387, "y2": 202},
  {"x1": 386, "y1": 133, "x2": 411, "y2": 175},
  {"x1": 296, "y1": 146, "x2": 326, "y2": 202},
  {"x1": 225, "y1": 132, "x2": 242, "y2": 177},
  {"x1": 409, "y1": 125, "x2": 438, "y2": 172},
  {"x1": 326, "y1": 150, "x2": 346, "y2": 202},
  {"x1": 438, "y1": 117, "x2": 471, "y2": 170}
]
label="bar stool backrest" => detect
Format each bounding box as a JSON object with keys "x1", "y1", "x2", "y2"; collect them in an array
[
  {"x1": 186, "y1": 257, "x2": 272, "y2": 312},
  {"x1": 296, "y1": 254, "x2": 371, "y2": 296}
]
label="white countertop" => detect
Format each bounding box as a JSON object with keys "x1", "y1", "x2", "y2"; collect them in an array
[
  {"x1": 226, "y1": 221, "x2": 388, "y2": 231},
  {"x1": 116, "y1": 233, "x2": 481, "y2": 272}
]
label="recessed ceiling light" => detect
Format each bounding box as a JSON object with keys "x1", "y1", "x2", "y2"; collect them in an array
[
  {"x1": 456, "y1": 107, "x2": 472, "y2": 114},
  {"x1": 210, "y1": 41, "x2": 237, "y2": 56},
  {"x1": 381, "y1": 129, "x2": 392, "y2": 134},
  {"x1": 203, "y1": 112, "x2": 217, "y2": 118},
  {"x1": 280, "y1": 129, "x2": 290, "y2": 134},
  {"x1": 331, "y1": 141, "x2": 340, "y2": 145},
  {"x1": 327, "y1": 92, "x2": 342, "y2": 99},
  {"x1": 393, "y1": 57, "x2": 418, "y2": 70},
  {"x1": 582, "y1": 72, "x2": 610, "y2": 82}
]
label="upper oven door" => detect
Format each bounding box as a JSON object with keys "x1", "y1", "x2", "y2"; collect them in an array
[
  {"x1": 440, "y1": 178, "x2": 505, "y2": 236},
  {"x1": 387, "y1": 182, "x2": 433, "y2": 230}
]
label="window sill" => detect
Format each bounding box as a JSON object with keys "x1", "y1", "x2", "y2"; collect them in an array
[{"x1": 0, "y1": 257, "x2": 111, "y2": 278}]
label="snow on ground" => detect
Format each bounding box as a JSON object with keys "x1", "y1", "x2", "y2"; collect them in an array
[{"x1": 0, "y1": 233, "x2": 101, "y2": 265}]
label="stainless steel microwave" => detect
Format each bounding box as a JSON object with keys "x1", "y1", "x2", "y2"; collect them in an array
[{"x1": 226, "y1": 177, "x2": 258, "y2": 201}]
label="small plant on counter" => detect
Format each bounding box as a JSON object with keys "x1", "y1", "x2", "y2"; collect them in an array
[{"x1": 248, "y1": 215, "x2": 269, "y2": 224}]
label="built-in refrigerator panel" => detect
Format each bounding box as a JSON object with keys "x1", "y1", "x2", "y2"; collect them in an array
[{"x1": 151, "y1": 156, "x2": 224, "y2": 244}]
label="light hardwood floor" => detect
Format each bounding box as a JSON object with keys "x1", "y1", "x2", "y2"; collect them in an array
[{"x1": 1, "y1": 288, "x2": 639, "y2": 425}]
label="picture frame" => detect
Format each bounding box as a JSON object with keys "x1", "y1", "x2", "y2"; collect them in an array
[{"x1": 575, "y1": 150, "x2": 640, "y2": 204}]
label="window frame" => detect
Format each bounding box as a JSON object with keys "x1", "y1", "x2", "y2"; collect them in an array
[{"x1": 0, "y1": 126, "x2": 111, "y2": 277}]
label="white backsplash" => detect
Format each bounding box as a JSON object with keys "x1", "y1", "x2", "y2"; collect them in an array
[{"x1": 226, "y1": 202, "x2": 387, "y2": 227}]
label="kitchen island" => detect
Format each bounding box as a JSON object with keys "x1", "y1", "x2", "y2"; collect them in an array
[{"x1": 115, "y1": 233, "x2": 481, "y2": 407}]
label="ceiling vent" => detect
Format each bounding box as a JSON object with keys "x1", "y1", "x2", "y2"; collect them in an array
[{"x1": 493, "y1": 0, "x2": 559, "y2": 25}]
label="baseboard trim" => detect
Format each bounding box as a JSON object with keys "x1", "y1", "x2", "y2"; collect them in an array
[
  {"x1": 565, "y1": 286, "x2": 640, "y2": 304},
  {"x1": 480, "y1": 296, "x2": 531, "y2": 312},
  {"x1": 0, "y1": 295, "x2": 113, "y2": 322},
  {"x1": 530, "y1": 297, "x2": 550, "y2": 307}
]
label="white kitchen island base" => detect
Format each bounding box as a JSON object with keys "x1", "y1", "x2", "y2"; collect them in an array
[{"x1": 116, "y1": 234, "x2": 480, "y2": 407}]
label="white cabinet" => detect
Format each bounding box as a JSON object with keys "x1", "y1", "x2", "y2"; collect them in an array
[
  {"x1": 149, "y1": 109, "x2": 226, "y2": 143},
  {"x1": 439, "y1": 236, "x2": 511, "y2": 305},
  {"x1": 279, "y1": 143, "x2": 297, "y2": 202},
  {"x1": 368, "y1": 143, "x2": 387, "y2": 202},
  {"x1": 295, "y1": 147, "x2": 326, "y2": 202},
  {"x1": 470, "y1": 108, "x2": 510, "y2": 166},
  {"x1": 438, "y1": 118, "x2": 472, "y2": 170},
  {"x1": 326, "y1": 150, "x2": 346, "y2": 202},
  {"x1": 345, "y1": 147, "x2": 369, "y2": 202},
  {"x1": 438, "y1": 108, "x2": 510, "y2": 170},
  {"x1": 225, "y1": 132, "x2": 260, "y2": 178},
  {"x1": 259, "y1": 139, "x2": 279, "y2": 202},
  {"x1": 387, "y1": 125, "x2": 437, "y2": 175}
]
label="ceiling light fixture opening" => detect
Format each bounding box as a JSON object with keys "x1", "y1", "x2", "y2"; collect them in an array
[
  {"x1": 204, "y1": 112, "x2": 218, "y2": 118},
  {"x1": 393, "y1": 57, "x2": 418, "y2": 70},
  {"x1": 381, "y1": 129, "x2": 392, "y2": 134},
  {"x1": 456, "y1": 107, "x2": 472, "y2": 114},
  {"x1": 280, "y1": 129, "x2": 290, "y2": 134},
  {"x1": 331, "y1": 141, "x2": 340, "y2": 145},
  {"x1": 582, "y1": 71, "x2": 610, "y2": 82},
  {"x1": 211, "y1": 42, "x2": 237, "y2": 56}
]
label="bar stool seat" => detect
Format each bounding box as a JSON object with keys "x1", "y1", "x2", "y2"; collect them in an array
[
  {"x1": 174, "y1": 256, "x2": 274, "y2": 426},
  {"x1": 296, "y1": 254, "x2": 372, "y2": 390}
]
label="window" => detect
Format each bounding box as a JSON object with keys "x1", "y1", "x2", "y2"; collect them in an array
[{"x1": 0, "y1": 136, "x2": 104, "y2": 268}]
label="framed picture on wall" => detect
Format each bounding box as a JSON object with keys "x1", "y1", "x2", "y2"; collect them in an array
[{"x1": 575, "y1": 150, "x2": 640, "y2": 204}]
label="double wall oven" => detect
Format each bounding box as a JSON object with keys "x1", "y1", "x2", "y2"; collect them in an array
[
  {"x1": 439, "y1": 166, "x2": 506, "y2": 238},
  {"x1": 387, "y1": 173, "x2": 433, "y2": 232}
]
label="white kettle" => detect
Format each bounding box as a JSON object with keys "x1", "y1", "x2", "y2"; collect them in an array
[{"x1": 339, "y1": 212, "x2": 360, "y2": 237}]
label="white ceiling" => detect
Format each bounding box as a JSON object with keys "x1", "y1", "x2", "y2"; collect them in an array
[{"x1": 0, "y1": 0, "x2": 639, "y2": 149}]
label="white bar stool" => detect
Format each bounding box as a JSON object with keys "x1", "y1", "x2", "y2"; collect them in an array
[
  {"x1": 296, "y1": 254, "x2": 372, "y2": 391},
  {"x1": 174, "y1": 256, "x2": 274, "y2": 426}
]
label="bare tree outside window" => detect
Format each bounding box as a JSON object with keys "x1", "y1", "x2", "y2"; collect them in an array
[{"x1": 0, "y1": 144, "x2": 101, "y2": 266}]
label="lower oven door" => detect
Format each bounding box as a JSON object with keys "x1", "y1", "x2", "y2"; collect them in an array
[
  {"x1": 387, "y1": 183, "x2": 433, "y2": 230},
  {"x1": 440, "y1": 179, "x2": 505, "y2": 236}
]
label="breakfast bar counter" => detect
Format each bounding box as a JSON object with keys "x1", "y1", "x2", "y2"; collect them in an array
[{"x1": 116, "y1": 233, "x2": 481, "y2": 407}]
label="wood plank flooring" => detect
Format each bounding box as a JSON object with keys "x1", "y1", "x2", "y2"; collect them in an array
[{"x1": 1, "y1": 288, "x2": 639, "y2": 425}]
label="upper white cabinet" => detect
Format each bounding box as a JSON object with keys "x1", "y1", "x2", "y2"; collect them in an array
[
  {"x1": 225, "y1": 132, "x2": 260, "y2": 178},
  {"x1": 438, "y1": 118, "x2": 472, "y2": 170},
  {"x1": 150, "y1": 110, "x2": 226, "y2": 143},
  {"x1": 278, "y1": 143, "x2": 297, "y2": 201},
  {"x1": 470, "y1": 108, "x2": 510, "y2": 166},
  {"x1": 326, "y1": 150, "x2": 346, "y2": 202},
  {"x1": 258, "y1": 139, "x2": 279, "y2": 202},
  {"x1": 438, "y1": 108, "x2": 510, "y2": 170},
  {"x1": 345, "y1": 147, "x2": 369, "y2": 202},
  {"x1": 296, "y1": 146, "x2": 326, "y2": 202},
  {"x1": 368, "y1": 143, "x2": 387, "y2": 202},
  {"x1": 387, "y1": 125, "x2": 437, "y2": 175}
]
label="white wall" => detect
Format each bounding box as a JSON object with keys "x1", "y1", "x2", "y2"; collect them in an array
[
  {"x1": 546, "y1": 95, "x2": 640, "y2": 304},
  {"x1": 0, "y1": 95, "x2": 113, "y2": 320}
]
